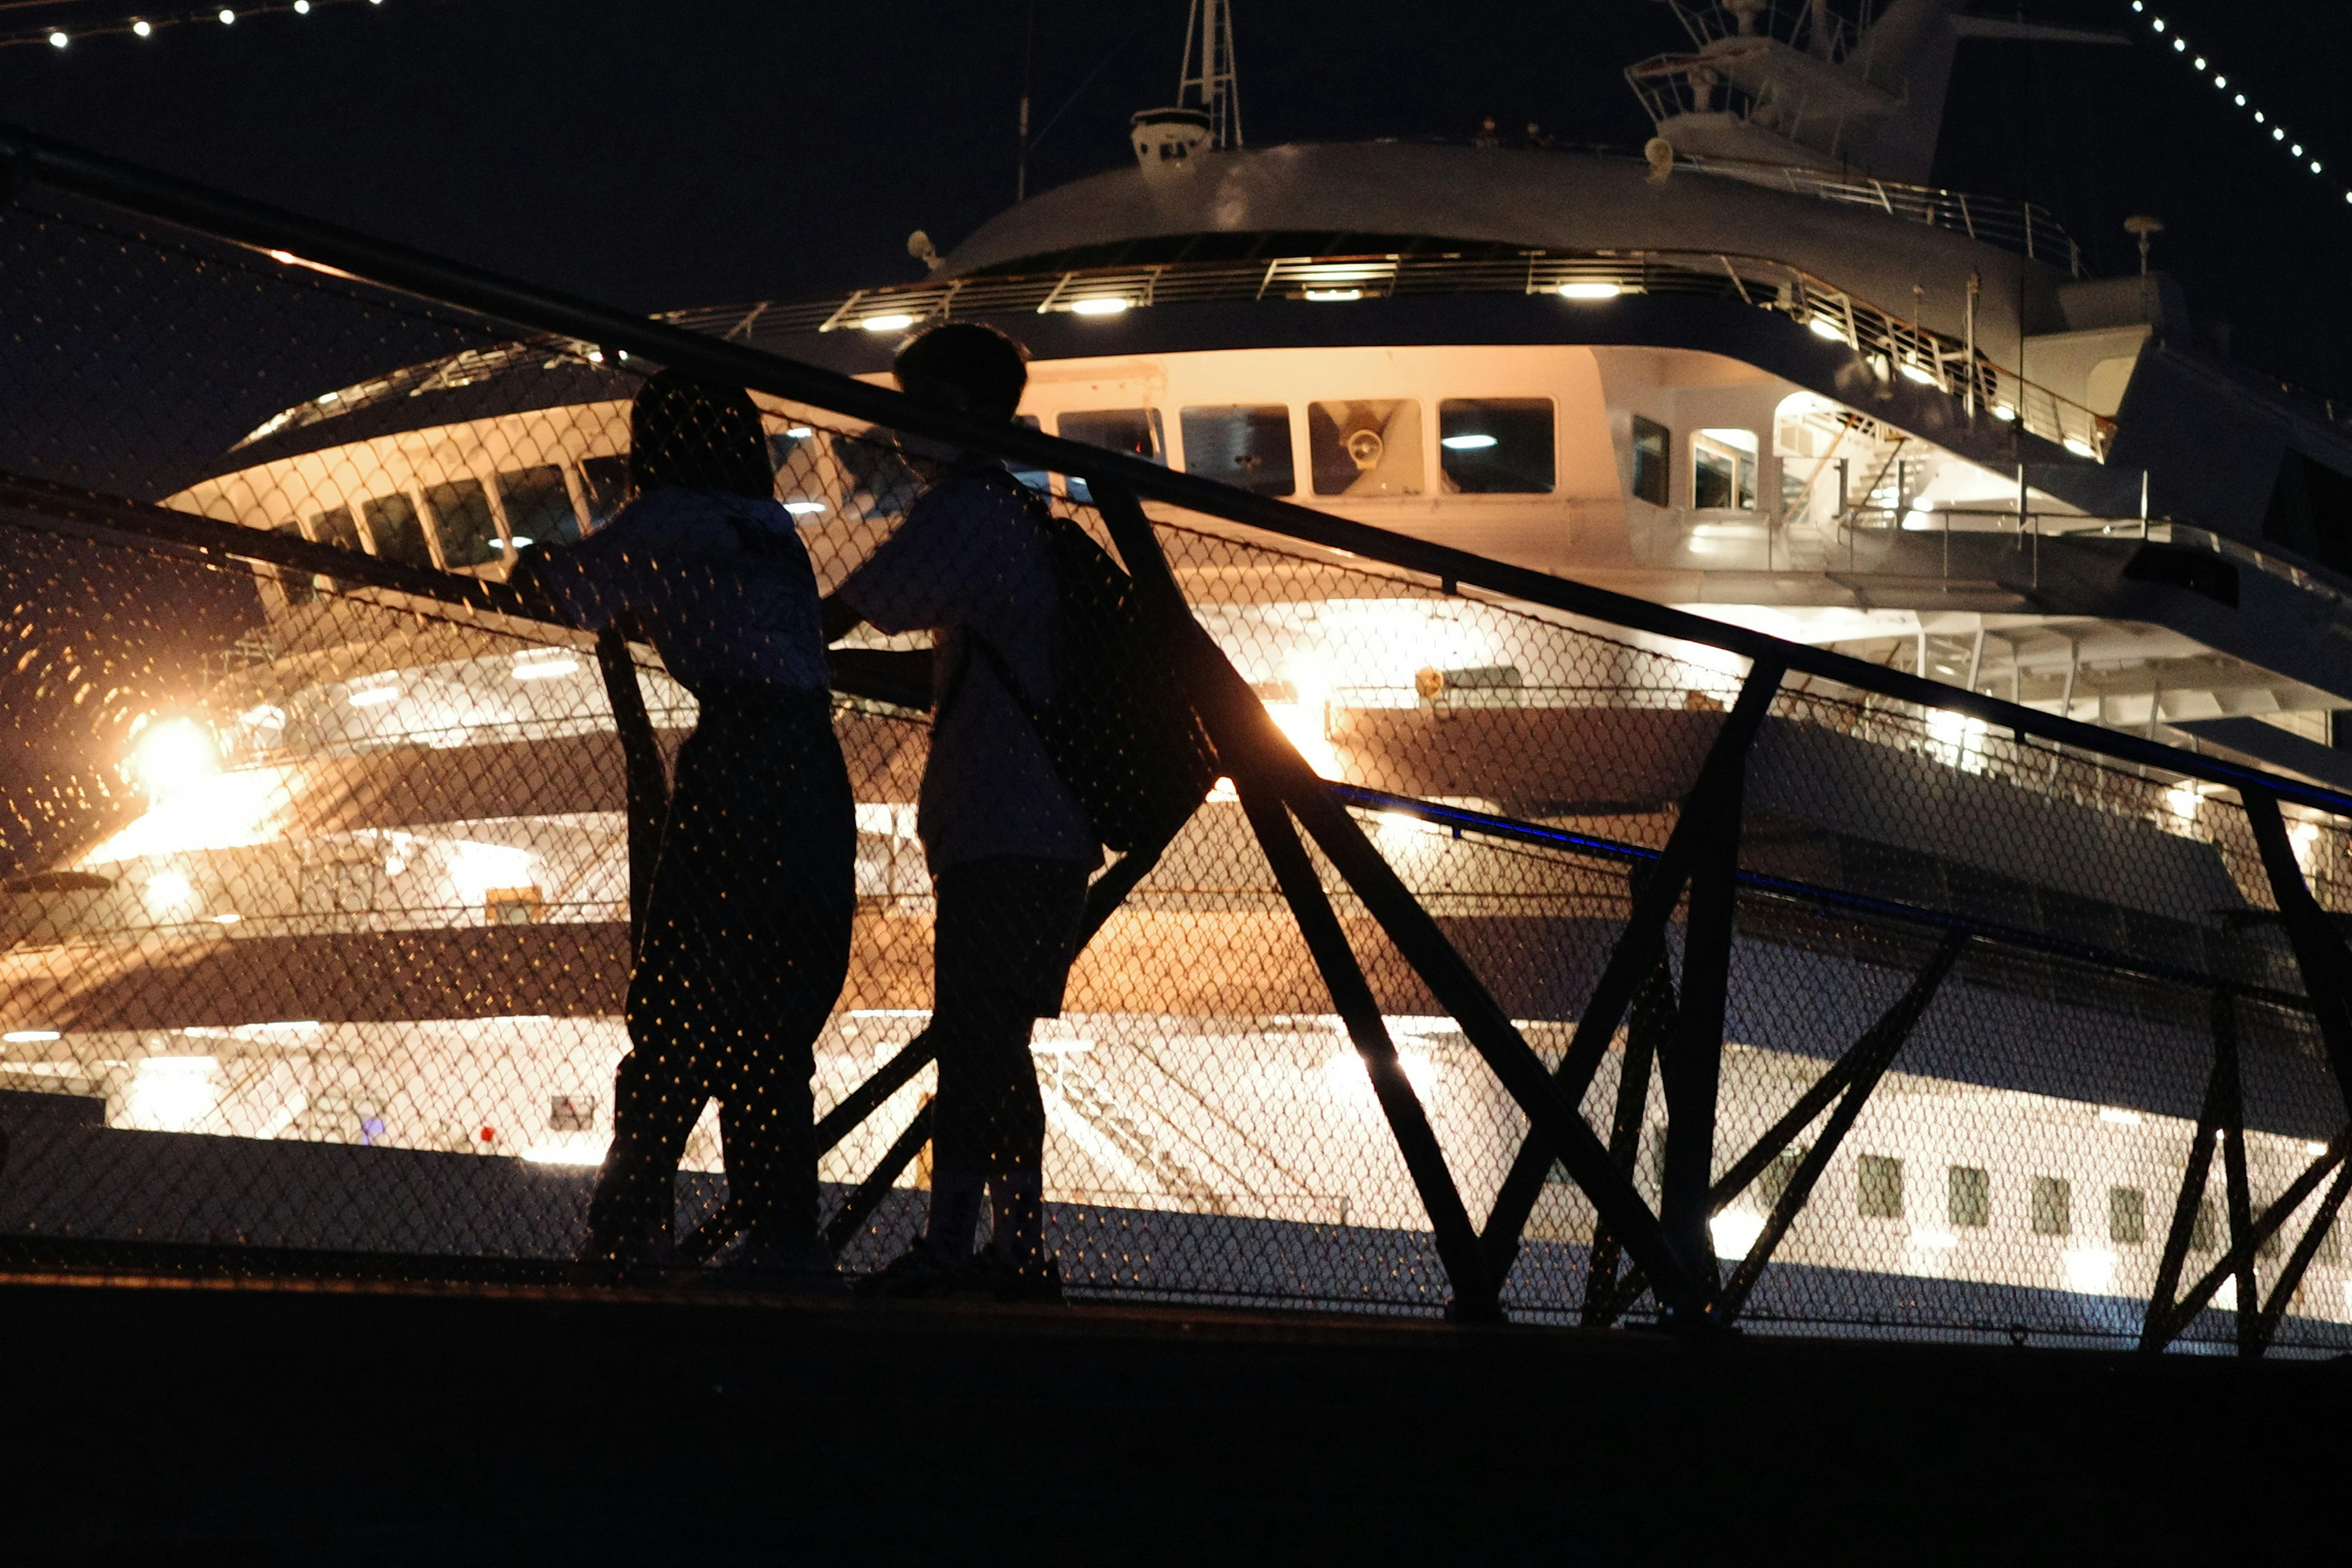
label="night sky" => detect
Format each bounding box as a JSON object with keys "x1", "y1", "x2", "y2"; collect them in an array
[{"x1": 1, "y1": 0, "x2": 2349, "y2": 872}]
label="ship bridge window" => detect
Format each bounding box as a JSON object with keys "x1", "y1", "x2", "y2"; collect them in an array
[
  {"x1": 1058, "y1": 408, "x2": 1166, "y2": 503},
  {"x1": 271, "y1": 521, "x2": 320, "y2": 605},
  {"x1": 1630, "y1": 415, "x2": 1670, "y2": 505},
  {"x1": 1180, "y1": 405, "x2": 1294, "y2": 496},
  {"x1": 1309, "y1": 399, "x2": 1423, "y2": 497},
  {"x1": 579, "y1": 456, "x2": 629, "y2": 529},
  {"x1": 360, "y1": 492, "x2": 435, "y2": 570},
  {"x1": 1438, "y1": 399, "x2": 1554, "y2": 493},
  {"x1": 425, "y1": 478, "x2": 503, "y2": 567},
  {"x1": 1692, "y1": 428, "x2": 1758, "y2": 510},
  {"x1": 496, "y1": 466, "x2": 582, "y2": 551},
  {"x1": 309, "y1": 505, "x2": 363, "y2": 554}
]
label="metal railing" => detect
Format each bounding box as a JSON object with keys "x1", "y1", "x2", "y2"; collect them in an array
[{"x1": 232, "y1": 245, "x2": 2114, "y2": 464}]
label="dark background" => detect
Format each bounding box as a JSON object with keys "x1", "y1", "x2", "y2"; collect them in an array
[
  {"x1": 1, "y1": 0, "x2": 2346, "y2": 385},
  {"x1": 1, "y1": 0, "x2": 2348, "y2": 873}
]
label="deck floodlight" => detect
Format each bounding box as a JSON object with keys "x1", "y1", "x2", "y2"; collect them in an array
[
  {"x1": 1558, "y1": 281, "x2": 1623, "y2": 300},
  {"x1": 1069, "y1": 296, "x2": 1131, "y2": 315},
  {"x1": 859, "y1": 314, "x2": 917, "y2": 333}
]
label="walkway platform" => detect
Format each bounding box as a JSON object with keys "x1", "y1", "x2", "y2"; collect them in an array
[{"x1": 2, "y1": 1270, "x2": 2343, "y2": 1558}]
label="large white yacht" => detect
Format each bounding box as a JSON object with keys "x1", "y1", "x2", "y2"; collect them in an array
[{"x1": 3, "y1": 0, "x2": 2347, "y2": 1339}]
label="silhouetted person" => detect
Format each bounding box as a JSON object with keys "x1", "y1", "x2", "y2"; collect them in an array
[
  {"x1": 514, "y1": 371, "x2": 853, "y2": 1287},
  {"x1": 821, "y1": 323, "x2": 1099, "y2": 1300}
]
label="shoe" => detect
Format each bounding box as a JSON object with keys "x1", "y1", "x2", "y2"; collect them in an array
[
  {"x1": 852, "y1": 1236, "x2": 968, "y2": 1300},
  {"x1": 966, "y1": 1246, "x2": 1066, "y2": 1305},
  {"x1": 716, "y1": 1235, "x2": 848, "y2": 1298}
]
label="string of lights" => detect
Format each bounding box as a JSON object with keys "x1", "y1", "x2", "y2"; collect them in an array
[
  {"x1": 3, "y1": 0, "x2": 382, "y2": 51},
  {"x1": 2130, "y1": 2, "x2": 2346, "y2": 204}
]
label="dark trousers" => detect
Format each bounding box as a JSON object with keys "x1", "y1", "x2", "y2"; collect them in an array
[
  {"x1": 588, "y1": 687, "x2": 854, "y2": 1250},
  {"x1": 929, "y1": 856, "x2": 1091, "y2": 1210}
]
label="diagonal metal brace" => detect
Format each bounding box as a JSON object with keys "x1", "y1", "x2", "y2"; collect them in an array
[
  {"x1": 1480, "y1": 659, "x2": 1786, "y2": 1280},
  {"x1": 1582, "y1": 957, "x2": 1673, "y2": 1327},
  {"x1": 1715, "y1": 931, "x2": 1963, "y2": 1321},
  {"x1": 2247, "y1": 1152, "x2": 2352, "y2": 1355},
  {"x1": 2140, "y1": 992, "x2": 2241, "y2": 1354},
  {"x1": 1236, "y1": 779, "x2": 1500, "y2": 1320},
  {"x1": 2146, "y1": 1120, "x2": 2350, "y2": 1352},
  {"x1": 1091, "y1": 481, "x2": 1708, "y2": 1318}
]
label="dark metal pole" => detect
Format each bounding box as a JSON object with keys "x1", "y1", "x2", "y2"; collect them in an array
[
  {"x1": 2141, "y1": 1001, "x2": 2234, "y2": 1354},
  {"x1": 1235, "y1": 780, "x2": 1501, "y2": 1321},
  {"x1": 1657, "y1": 745, "x2": 1746, "y2": 1292},
  {"x1": 1479, "y1": 662, "x2": 1784, "y2": 1276},
  {"x1": 1582, "y1": 958, "x2": 1673, "y2": 1327}
]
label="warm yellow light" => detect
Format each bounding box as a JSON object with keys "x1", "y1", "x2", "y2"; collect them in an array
[
  {"x1": 859, "y1": 314, "x2": 918, "y2": 333},
  {"x1": 1558, "y1": 281, "x2": 1623, "y2": 301},
  {"x1": 1069, "y1": 297, "x2": 1131, "y2": 315},
  {"x1": 132, "y1": 719, "x2": 217, "y2": 799}
]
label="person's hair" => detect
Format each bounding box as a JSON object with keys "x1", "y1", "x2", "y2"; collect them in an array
[
  {"x1": 628, "y1": 370, "x2": 774, "y2": 500},
  {"x1": 892, "y1": 322, "x2": 1028, "y2": 421}
]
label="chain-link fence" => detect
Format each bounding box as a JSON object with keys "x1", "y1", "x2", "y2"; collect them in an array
[{"x1": 4, "y1": 134, "x2": 2351, "y2": 1352}]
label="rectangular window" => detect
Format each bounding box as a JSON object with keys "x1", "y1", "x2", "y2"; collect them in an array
[
  {"x1": 2109, "y1": 1185, "x2": 2146, "y2": 1246},
  {"x1": 578, "y1": 456, "x2": 630, "y2": 528},
  {"x1": 1630, "y1": 415, "x2": 1670, "y2": 505},
  {"x1": 1757, "y1": 1145, "x2": 1807, "y2": 1212},
  {"x1": 309, "y1": 505, "x2": 363, "y2": 554},
  {"x1": 271, "y1": 521, "x2": 320, "y2": 605},
  {"x1": 1308, "y1": 399, "x2": 1423, "y2": 497},
  {"x1": 1948, "y1": 1164, "x2": 1991, "y2": 1229},
  {"x1": 1180, "y1": 404, "x2": 1295, "y2": 496},
  {"x1": 359, "y1": 491, "x2": 434, "y2": 569},
  {"x1": 1692, "y1": 428, "x2": 1759, "y2": 510},
  {"x1": 1857, "y1": 1153, "x2": 1904, "y2": 1219},
  {"x1": 2031, "y1": 1175, "x2": 2072, "y2": 1236},
  {"x1": 1059, "y1": 408, "x2": 1166, "y2": 503},
  {"x1": 496, "y1": 466, "x2": 582, "y2": 551},
  {"x1": 424, "y1": 477, "x2": 502, "y2": 567},
  {"x1": 1438, "y1": 398, "x2": 1555, "y2": 493}
]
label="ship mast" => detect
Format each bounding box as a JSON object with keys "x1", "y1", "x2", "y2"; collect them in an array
[{"x1": 1177, "y1": 0, "x2": 1242, "y2": 149}]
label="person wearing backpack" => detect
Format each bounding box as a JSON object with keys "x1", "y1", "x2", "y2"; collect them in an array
[{"x1": 821, "y1": 323, "x2": 1102, "y2": 1300}]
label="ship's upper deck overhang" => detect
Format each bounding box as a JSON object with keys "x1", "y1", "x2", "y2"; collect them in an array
[{"x1": 943, "y1": 141, "x2": 2081, "y2": 351}]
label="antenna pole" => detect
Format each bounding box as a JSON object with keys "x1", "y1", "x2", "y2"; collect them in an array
[
  {"x1": 1177, "y1": 0, "x2": 1242, "y2": 149},
  {"x1": 1016, "y1": 0, "x2": 1037, "y2": 200}
]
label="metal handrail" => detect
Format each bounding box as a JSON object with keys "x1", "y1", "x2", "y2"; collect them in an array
[
  {"x1": 0, "y1": 119, "x2": 2338, "y2": 823},
  {"x1": 230, "y1": 244, "x2": 2113, "y2": 462}
]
